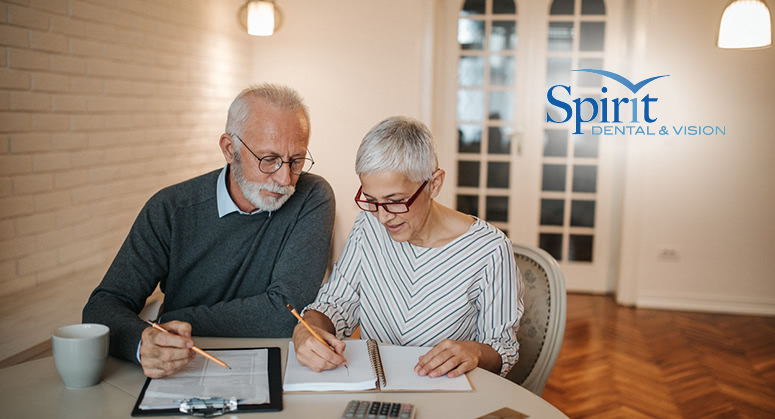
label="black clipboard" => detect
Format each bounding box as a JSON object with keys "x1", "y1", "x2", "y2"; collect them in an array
[{"x1": 131, "y1": 347, "x2": 283, "y2": 416}]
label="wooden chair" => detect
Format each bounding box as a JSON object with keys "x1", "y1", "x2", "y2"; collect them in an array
[{"x1": 505, "y1": 243, "x2": 567, "y2": 396}]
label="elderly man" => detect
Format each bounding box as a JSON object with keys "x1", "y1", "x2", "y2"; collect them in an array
[{"x1": 83, "y1": 84, "x2": 335, "y2": 378}]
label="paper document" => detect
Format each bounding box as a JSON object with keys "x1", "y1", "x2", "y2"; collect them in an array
[{"x1": 139, "y1": 349, "x2": 269, "y2": 409}]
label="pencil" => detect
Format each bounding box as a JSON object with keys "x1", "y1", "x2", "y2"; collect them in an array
[
  {"x1": 286, "y1": 304, "x2": 348, "y2": 369},
  {"x1": 144, "y1": 320, "x2": 231, "y2": 369}
]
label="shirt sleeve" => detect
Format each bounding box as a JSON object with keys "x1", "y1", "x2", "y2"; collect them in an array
[
  {"x1": 477, "y1": 238, "x2": 523, "y2": 376},
  {"x1": 303, "y1": 214, "x2": 366, "y2": 339}
]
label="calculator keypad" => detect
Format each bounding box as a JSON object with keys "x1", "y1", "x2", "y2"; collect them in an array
[{"x1": 341, "y1": 400, "x2": 416, "y2": 419}]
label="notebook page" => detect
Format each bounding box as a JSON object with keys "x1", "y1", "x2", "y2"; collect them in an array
[
  {"x1": 379, "y1": 345, "x2": 473, "y2": 391},
  {"x1": 283, "y1": 340, "x2": 376, "y2": 392}
]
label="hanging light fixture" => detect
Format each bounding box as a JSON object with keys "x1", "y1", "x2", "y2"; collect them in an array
[
  {"x1": 238, "y1": 0, "x2": 283, "y2": 37},
  {"x1": 718, "y1": 0, "x2": 772, "y2": 49}
]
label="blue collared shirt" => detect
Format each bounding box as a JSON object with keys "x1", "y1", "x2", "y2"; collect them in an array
[{"x1": 216, "y1": 164, "x2": 265, "y2": 217}]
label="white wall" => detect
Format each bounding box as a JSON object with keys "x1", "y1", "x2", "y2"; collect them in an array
[
  {"x1": 250, "y1": 0, "x2": 434, "y2": 261},
  {"x1": 616, "y1": 0, "x2": 775, "y2": 314}
]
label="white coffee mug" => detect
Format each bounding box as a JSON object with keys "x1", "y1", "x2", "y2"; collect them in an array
[{"x1": 51, "y1": 323, "x2": 110, "y2": 388}]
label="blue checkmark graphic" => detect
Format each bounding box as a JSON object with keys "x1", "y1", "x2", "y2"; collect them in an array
[{"x1": 572, "y1": 69, "x2": 669, "y2": 94}]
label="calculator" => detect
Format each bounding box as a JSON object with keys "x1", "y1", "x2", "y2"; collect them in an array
[{"x1": 340, "y1": 400, "x2": 416, "y2": 419}]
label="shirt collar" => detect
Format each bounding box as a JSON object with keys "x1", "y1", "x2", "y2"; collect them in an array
[{"x1": 217, "y1": 165, "x2": 265, "y2": 218}]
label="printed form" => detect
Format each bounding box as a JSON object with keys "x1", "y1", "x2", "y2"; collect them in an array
[{"x1": 138, "y1": 349, "x2": 269, "y2": 409}]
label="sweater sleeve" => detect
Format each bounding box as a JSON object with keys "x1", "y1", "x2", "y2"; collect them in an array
[
  {"x1": 82, "y1": 192, "x2": 171, "y2": 363},
  {"x1": 157, "y1": 178, "x2": 335, "y2": 338},
  {"x1": 477, "y1": 239, "x2": 523, "y2": 376}
]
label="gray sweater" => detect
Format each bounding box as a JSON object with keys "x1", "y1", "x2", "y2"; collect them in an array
[{"x1": 82, "y1": 168, "x2": 335, "y2": 362}]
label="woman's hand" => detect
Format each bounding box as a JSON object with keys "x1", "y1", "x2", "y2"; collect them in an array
[
  {"x1": 414, "y1": 339, "x2": 502, "y2": 378},
  {"x1": 291, "y1": 322, "x2": 347, "y2": 372},
  {"x1": 414, "y1": 339, "x2": 481, "y2": 378}
]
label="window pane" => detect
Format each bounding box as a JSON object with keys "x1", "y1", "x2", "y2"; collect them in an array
[
  {"x1": 493, "y1": 0, "x2": 516, "y2": 14},
  {"x1": 572, "y1": 165, "x2": 597, "y2": 192},
  {"x1": 574, "y1": 131, "x2": 598, "y2": 158},
  {"x1": 458, "y1": 161, "x2": 480, "y2": 187},
  {"x1": 490, "y1": 55, "x2": 515, "y2": 86},
  {"x1": 458, "y1": 19, "x2": 485, "y2": 50},
  {"x1": 489, "y1": 91, "x2": 513, "y2": 121},
  {"x1": 546, "y1": 57, "x2": 571, "y2": 87},
  {"x1": 580, "y1": 22, "x2": 605, "y2": 51},
  {"x1": 486, "y1": 196, "x2": 508, "y2": 222},
  {"x1": 542, "y1": 164, "x2": 566, "y2": 191},
  {"x1": 491, "y1": 21, "x2": 516, "y2": 51},
  {"x1": 487, "y1": 162, "x2": 510, "y2": 188},
  {"x1": 458, "y1": 125, "x2": 482, "y2": 153},
  {"x1": 577, "y1": 58, "x2": 604, "y2": 87},
  {"x1": 461, "y1": 0, "x2": 485, "y2": 15},
  {"x1": 581, "y1": 0, "x2": 606, "y2": 15},
  {"x1": 457, "y1": 194, "x2": 479, "y2": 216},
  {"x1": 458, "y1": 56, "x2": 485, "y2": 86},
  {"x1": 550, "y1": 0, "x2": 574, "y2": 15},
  {"x1": 540, "y1": 199, "x2": 565, "y2": 226},
  {"x1": 488, "y1": 126, "x2": 512, "y2": 154},
  {"x1": 569, "y1": 234, "x2": 594, "y2": 261},
  {"x1": 540, "y1": 233, "x2": 563, "y2": 261},
  {"x1": 548, "y1": 22, "x2": 574, "y2": 51},
  {"x1": 544, "y1": 129, "x2": 568, "y2": 157},
  {"x1": 570, "y1": 200, "x2": 595, "y2": 227},
  {"x1": 457, "y1": 89, "x2": 484, "y2": 121}
]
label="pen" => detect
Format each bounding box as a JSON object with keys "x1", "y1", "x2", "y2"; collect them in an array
[
  {"x1": 144, "y1": 320, "x2": 231, "y2": 369},
  {"x1": 286, "y1": 304, "x2": 348, "y2": 371}
]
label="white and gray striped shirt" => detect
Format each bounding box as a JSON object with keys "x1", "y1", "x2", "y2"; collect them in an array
[{"x1": 305, "y1": 211, "x2": 523, "y2": 376}]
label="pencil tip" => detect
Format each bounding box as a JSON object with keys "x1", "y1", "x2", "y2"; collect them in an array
[{"x1": 286, "y1": 304, "x2": 294, "y2": 310}]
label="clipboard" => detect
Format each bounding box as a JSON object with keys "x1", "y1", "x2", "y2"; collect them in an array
[{"x1": 131, "y1": 347, "x2": 283, "y2": 416}]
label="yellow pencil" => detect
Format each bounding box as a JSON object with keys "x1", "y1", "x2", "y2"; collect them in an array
[
  {"x1": 286, "y1": 304, "x2": 348, "y2": 370},
  {"x1": 144, "y1": 320, "x2": 231, "y2": 370}
]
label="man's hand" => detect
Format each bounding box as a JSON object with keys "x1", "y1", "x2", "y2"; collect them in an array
[
  {"x1": 291, "y1": 322, "x2": 347, "y2": 372},
  {"x1": 414, "y1": 339, "x2": 483, "y2": 378},
  {"x1": 140, "y1": 320, "x2": 195, "y2": 378}
]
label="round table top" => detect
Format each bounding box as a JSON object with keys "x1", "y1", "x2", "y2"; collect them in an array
[{"x1": 0, "y1": 337, "x2": 567, "y2": 419}]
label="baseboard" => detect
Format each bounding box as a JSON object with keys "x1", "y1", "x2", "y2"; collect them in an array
[{"x1": 636, "y1": 292, "x2": 775, "y2": 316}]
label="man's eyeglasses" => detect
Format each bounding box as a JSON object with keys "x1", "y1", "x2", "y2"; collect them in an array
[
  {"x1": 231, "y1": 133, "x2": 314, "y2": 175},
  {"x1": 354, "y1": 181, "x2": 428, "y2": 214}
]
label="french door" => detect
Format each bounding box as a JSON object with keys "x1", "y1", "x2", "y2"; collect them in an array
[{"x1": 434, "y1": 0, "x2": 626, "y2": 292}]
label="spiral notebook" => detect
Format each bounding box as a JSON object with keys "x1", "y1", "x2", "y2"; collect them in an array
[{"x1": 283, "y1": 339, "x2": 472, "y2": 392}]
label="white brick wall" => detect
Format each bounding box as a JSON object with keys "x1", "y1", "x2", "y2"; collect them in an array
[{"x1": 0, "y1": 0, "x2": 253, "y2": 297}]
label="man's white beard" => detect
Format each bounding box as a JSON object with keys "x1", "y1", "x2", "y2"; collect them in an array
[{"x1": 232, "y1": 153, "x2": 295, "y2": 212}]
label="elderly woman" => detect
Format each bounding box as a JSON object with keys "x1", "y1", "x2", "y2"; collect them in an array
[{"x1": 292, "y1": 116, "x2": 523, "y2": 378}]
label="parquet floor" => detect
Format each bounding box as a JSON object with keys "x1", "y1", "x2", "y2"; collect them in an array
[{"x1": 542, "y1": 294, "x2": 775, "y2": 419}]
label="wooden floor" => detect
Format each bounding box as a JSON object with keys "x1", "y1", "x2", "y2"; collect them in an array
[{"x1": 543, "y1": 294, "x2": 775, "y2": 419}]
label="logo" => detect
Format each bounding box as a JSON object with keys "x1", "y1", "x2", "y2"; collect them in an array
[{"x1": 546, "y1": 69, "x2": 725, "y2": 136}]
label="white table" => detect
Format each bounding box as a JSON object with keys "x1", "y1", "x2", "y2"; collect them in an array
[{"x1": 0, "y1": 338, "x2": 567, "y2": 418}]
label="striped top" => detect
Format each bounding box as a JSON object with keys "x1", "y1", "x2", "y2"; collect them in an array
[{"x1": 305, "y1": 211, "x2": 523, "y2": 376}]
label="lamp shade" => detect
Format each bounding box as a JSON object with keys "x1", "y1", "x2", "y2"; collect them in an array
[
  {"x1": 718, "y1": 0, "x2": 772, "y2": 48},
  {"x1": 247, "y1": 1, "x2": 275, "y2": 36}
]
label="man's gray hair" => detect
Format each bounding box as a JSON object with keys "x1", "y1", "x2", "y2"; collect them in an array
[
  {"x1": 355, "y1": 116, "x2": 438, "y2": 183},
  {"x1": 225, "y1": 83, "x2": 310, "y2": 150}
]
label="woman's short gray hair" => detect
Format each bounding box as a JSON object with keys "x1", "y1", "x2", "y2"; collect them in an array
[
  {"x1": 225, "y1": 83, "x2": 310, "y2": 150},
  {"x1": 355, "y1": 116, "x2": 438, "y2": 183}
]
